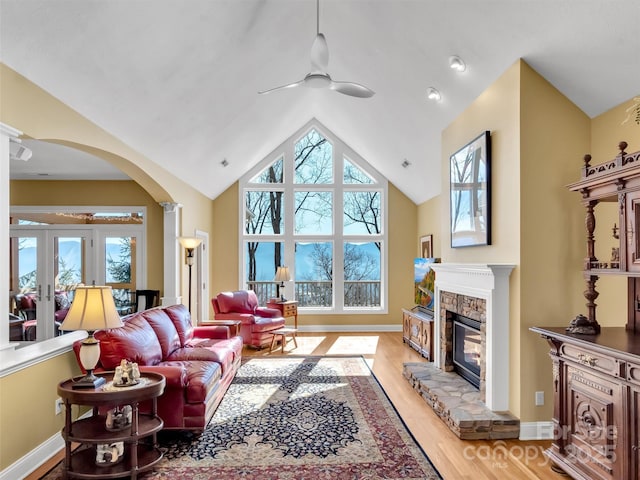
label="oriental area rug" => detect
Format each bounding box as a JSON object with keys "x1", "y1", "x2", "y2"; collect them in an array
[{"x1": 42, "y1": 356, "x2": 442, "y2": 480}]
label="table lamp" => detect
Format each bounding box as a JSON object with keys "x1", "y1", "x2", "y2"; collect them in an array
[
  {"x1": 60, "y1": 286, "x2": 123, "y2": 389},
  {"x1": 274, "y1": 266, "x2": 291, "y2": 302}
]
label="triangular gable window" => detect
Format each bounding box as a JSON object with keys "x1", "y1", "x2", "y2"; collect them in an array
[
  {"x1": 250, "y1": 156, "x2": 284, "y2": 184},
  {"x1": 344, "y1": 157, "x2": 375, "y2": 184}
]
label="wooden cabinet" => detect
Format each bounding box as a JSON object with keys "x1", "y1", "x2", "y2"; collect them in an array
[
  {"x1": 57, "y1": 372, "x2": 165, "y2": 479},
  {"x1": 402, "y1": 308, "x2": 433, "y2": 360},
  {"x1": 531, "y1": 327, "x2": 640, "y2": 480},
  {"x1": 567, "y1": 142, "x2": 640, "y2": 331}
]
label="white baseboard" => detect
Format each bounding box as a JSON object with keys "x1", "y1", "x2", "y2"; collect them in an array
[
  {"x1": 0, "y1": 431, "x2": 63, "y2": 480},
  {"x1": 519, "y1": 421, "x2": 554, "y2": 440},
  {"x1": 298, "y1": 324, "x2": 402, "y2": 332}
]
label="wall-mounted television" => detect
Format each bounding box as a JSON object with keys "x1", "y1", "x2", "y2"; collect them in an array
[{"x1": 414, "y1": 258, "x2": 440, "y2": 315}]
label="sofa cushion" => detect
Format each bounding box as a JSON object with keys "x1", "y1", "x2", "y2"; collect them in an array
[
  {"x1": 216, "y1": 290, "x2": 258, "y2": 314},
  {"x1": 164, "y1": 304, "x2": 195, "y2": 346},
  {"x1": 167, "y1": 337, "x2": 242, "y2": 374},
  {"x1": 163, "y1": 360, "x2": 222, "y2": 404},
  {"x1": 95, "y1": 314, "x2": 163, "y2": 369},
  {"x1": 142, "y1": 308, "x2": 182, "y2": 358}
]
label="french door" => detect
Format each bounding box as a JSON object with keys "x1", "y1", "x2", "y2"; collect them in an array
[
  {"x1": 9, "y1": 226, "x2": 144, "y2": 344},
  {"x1": 9, "y1": 228, "x2": 92, "y2": 342}
]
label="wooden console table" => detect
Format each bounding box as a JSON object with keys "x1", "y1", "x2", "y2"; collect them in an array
[
  {"x1": 57, "y1": 372, "x2": 165, "y2": 479},
  {"x1": 531, "y1": 327, "x2": 640, "y2": 480},
  {"x1": 402, "y1": 307, "x2": 433, "y2": 360}
]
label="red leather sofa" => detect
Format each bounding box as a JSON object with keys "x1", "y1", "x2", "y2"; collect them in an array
[
  {"x1": 212, "y1": 290, "x2": 285, "y2": 348},
  {"x1": 73, "y1": 304, "x2": 242, "y2": 430}
]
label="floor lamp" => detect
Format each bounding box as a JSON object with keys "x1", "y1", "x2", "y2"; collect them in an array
[{"x1": 179, "y1": 237, "x2": 202, "y2": 314}]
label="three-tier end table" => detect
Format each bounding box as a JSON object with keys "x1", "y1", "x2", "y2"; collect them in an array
[{"x1": 57, "y1": 371, "x2": 166, "y2": 479}]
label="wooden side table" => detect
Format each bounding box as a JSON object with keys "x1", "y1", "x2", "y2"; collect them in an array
[
  {"x1": 266, "y1": 300, "x2": 298, "y2": 329},
  {"x1": 57, "y1": 372, "x2": 165, "y2": 480},
  {"x1": 199, "y1": 319, "x2": 242, "y2": 337},
  {"x1": 269, "y1": 327, "x2": 298, "y2": 353}
]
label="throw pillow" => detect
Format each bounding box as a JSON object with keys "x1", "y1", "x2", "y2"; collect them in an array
[{"x1": 55, "y1": 292, "x2": 71, "y2": 310}]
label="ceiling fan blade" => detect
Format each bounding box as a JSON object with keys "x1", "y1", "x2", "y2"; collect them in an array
[
  {"x1": 258, "y1": 79, "x2": 304, "y2": 95},
  {"x1": 330, "y1": 81, "x2": 375, "y2": 98},
  {"x1": 310, "y1": 33, "x2": 329, "y2": 72}
]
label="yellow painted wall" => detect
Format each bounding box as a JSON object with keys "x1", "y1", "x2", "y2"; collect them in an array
[
  {"x1": 211, "y1": 182, "x2": 417, "y2": 326},
  {"x1": 0, "y1": 64, "x2": 215, "y2": 470},
  {"x1": 416, "y1": 195, "x2": 441, "y2": 258},
  {"x1": 519, "y1": 62, "x2": 590, "y2": 421},
  {"x1": 0, "y1": 354, "x2": 82, "y2": 470},
  {"x1": 10, "y1": 180, "x2": 164, "y2": 294}
]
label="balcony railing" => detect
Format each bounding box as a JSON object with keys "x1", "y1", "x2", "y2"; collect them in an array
[{"x1": 246, "y1": 280, "x2": 381, "y2": 308}]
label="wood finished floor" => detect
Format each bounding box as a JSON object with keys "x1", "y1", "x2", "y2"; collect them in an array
[{"x1": 29, "y1": 332, "x2": 565, "y2": 480}]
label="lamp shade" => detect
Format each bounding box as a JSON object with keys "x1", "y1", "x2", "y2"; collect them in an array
[
  {"x1": 178, "y1": 236, "x2": 203, "y2": 249},
  {"x1": 60, "y1": 286, "x2": 123, "y2": 332},
  {"x1": 274, "y1": 266, "x2": 291, "y2": 282}
]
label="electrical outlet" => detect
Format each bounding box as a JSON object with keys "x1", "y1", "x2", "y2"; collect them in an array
[
  {"x1": 55, "y1": 397, "x2": 64, "y2": 415},
  {"x1": 535, "y1": 391, "x2": 544, "y2": 406}
]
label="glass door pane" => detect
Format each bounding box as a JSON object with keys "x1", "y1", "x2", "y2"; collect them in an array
[
  {"x1": 9, "y1": 233, "x2": 43, "y2": 343},
  {"x1": 51, "y1": 231, "x2": 92, "y2": 337},
  {"x1": 104, "y1": 236, "x2": 137, "y2": 315}
]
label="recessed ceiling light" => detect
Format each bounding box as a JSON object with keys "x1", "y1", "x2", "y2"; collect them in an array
[
  {"x1": 449, "y1": 55, "x2": 466, "y2": 72},
  {"x1": 426, "y1": 87, "x2": 441, "y2": 102}
]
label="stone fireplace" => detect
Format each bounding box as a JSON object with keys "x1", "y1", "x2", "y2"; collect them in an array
[
  {"x1": 432, "y1": 263, "x2": 514, "y2": 411},
  {"x1": 403, "y1": 263, "x2": 519, "y2": 440}
]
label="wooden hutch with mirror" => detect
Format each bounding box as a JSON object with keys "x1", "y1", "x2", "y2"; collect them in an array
[{"x1": 531, "y1": 142, "x2": 640, "y2": 480}]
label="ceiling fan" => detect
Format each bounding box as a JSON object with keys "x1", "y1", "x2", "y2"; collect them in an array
[{"x1": 258, "y1": 0, "x2": 375, "y2": 98}]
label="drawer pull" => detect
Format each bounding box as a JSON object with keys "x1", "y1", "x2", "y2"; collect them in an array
[{"x1": 577, "y1": 353, "x2": 598, "y2": 366}]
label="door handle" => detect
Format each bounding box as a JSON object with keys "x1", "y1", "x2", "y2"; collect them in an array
[
  {"x1": 47, "y1": 284, "x2": 52, "y2": 301},
  {"x1": 37, "y1": 284, "x2": 42, "y2": 302}
]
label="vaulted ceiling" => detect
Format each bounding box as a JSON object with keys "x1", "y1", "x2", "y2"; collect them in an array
[{"x1": 2, "y1": 0, "x2": 638, "y2": 204}]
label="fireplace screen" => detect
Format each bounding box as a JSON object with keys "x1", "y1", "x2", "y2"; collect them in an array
[{"x1": 453, "y1": 314, "x2": 481, "y2": 388}]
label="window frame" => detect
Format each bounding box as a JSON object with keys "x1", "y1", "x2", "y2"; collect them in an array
[{"x1": 239, "y1": 119, "x2": 388, "y2": 314}]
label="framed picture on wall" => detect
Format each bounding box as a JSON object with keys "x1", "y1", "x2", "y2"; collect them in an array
[
  {"x1": 420, "y1": 234, "x2": 433, "y2": 258},
  {"x1": 450, "y1": 131, "x2": 491, "y2": 247}
]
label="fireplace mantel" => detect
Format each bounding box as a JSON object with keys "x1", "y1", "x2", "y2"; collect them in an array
[{"x1": 431, "y1": 263, "x2": 515, "y2": 411}]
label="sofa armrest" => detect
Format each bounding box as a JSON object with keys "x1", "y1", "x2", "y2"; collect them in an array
[
  {"x1": 139, "y1": 365, "x2": 188, "y2": 388},
  {"x1": 192, "y1": 325, "x2": 230, "y2": 340},
  {"x1": 255, "y1": 307, "x2": 282, "y2": 318}
]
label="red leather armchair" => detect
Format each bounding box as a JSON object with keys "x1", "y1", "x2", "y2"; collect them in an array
[{"x1": 212, "y1": 290, "x2": 285, "y2": 348}]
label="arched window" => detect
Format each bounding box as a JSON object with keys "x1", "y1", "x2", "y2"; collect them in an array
[{"x1": 240, "y1": 120, "x2": 388, "y2": 313}]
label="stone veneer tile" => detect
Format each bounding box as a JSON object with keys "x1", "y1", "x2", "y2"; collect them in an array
[{"x1": 403, "y1": 362, "x2": 519, "y2": 440}]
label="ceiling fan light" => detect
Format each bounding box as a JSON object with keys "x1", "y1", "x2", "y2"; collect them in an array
[
  {"x1": 426, "y1": 87, "x2": 441, "y2": 101},
  {"x1": 449, "y1": 55, "x2": 466, "y2": 72}
]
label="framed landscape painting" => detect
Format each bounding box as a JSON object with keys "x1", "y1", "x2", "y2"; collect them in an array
[{"x1": 449, "y1": 131, "x2": 491, "y2": 247}]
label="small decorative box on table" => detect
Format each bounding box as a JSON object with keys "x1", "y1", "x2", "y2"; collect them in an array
[{"x1": 57, "y1": 371, "x2": 165, "y2": 480}]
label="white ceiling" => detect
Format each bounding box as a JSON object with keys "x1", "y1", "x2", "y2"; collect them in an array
[{"x1": 2, "y1": 0, "x2": 639, "y2": 203}]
